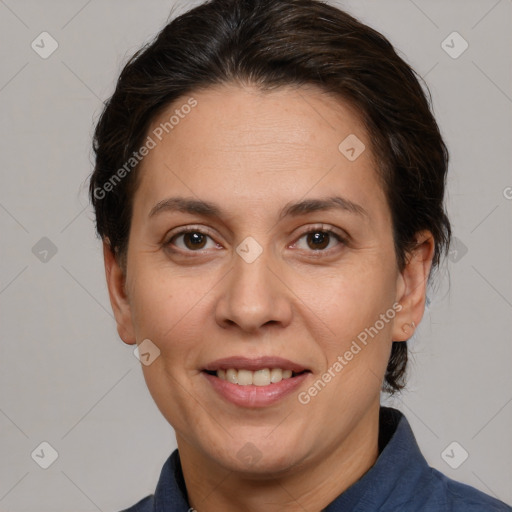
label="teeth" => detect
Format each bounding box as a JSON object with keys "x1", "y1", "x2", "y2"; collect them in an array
[
  {"x1": 238, "y1": 369, "x2": 253, "y2": 385},
  {"x1": 226, "y1": 368, "x2": 238, "y2": 384},
  {"x1": 216, "y1": 368, "x2": 295, "y2": 386},
  {"x1": 253, "y1": 368, "x2": 270, "y2": 386}
]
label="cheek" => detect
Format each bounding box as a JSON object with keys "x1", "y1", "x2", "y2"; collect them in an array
[
  {"x1": 294, "y1": 257, "x2": 397, "y2": 343},
  {"x1": 130, "y1": 267, "x2": 212, "y2": 423},
  {"x1": 127, "y1": 263, "x2": 209, "y2": 362},
  {"x1": 304, "y1": 267, "x2": 397, "y2": 411}
]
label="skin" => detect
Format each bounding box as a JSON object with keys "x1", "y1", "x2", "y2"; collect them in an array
[{"x1": 104, "y1": 84, "x2": 434, "y2": 512}]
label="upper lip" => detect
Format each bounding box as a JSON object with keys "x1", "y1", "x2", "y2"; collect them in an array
[{"x1": 203, "y1": 356, "x2": 309, "y2": 373}]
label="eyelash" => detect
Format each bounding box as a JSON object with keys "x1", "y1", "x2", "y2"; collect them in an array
[
  {"x1": 164, "y1": 226, "x2": 220, "y2": 253},
  {"x1": 163, "y1": 225, "x2": 347, "y2": 255},
  {"x1": 291, "y1": 227, "x2": 346, "y2": 253}
]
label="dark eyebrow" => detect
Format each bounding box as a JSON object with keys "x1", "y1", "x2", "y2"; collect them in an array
[
  {"x1": 148, "y1": 195, "x2": 368, "y2": 220},
  {"x1": 149, "y1": 197, "x2": 221, "y2": 218},
  {"x1": 279, "y1": 196, "x2": 368, "y2": 219}
]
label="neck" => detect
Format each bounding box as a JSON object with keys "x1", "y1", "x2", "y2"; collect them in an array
[{"x1": 177, "y1": 402, "x2": 381, "y2": 512}]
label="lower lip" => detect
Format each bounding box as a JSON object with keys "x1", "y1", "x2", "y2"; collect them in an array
[{"x1": 203, "y1": 371, "x2": 310, "y2": 408}]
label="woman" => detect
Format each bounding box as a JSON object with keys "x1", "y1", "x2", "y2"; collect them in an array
[{"x1": 89, "y1": 0, "x2": 511, "y2": 510}]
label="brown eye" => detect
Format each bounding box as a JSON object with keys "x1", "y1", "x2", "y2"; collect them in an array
[
  {"x1": 168, "y1": 230, "x2": 218, "y2": 252},
  {"x1": 306, "y1": 231, "x2": 330, "y2": 250},
  {"x1": 183, "y1": 232, "x2": 207, "y2": 250},
  {"x1": 293, "y1": 229, "x2": 345, "y2": 253}
]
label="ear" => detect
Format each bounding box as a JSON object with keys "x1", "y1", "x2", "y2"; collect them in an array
[
  {"x1": 103, "y1": 241, "x2": 136, "y2": 345},
  {"x1": 392, "y1": 230, "x2": 435, "y2": 342}
]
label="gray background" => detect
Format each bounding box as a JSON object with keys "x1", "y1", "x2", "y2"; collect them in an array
[{"x1": 0, "y1": 0, "x2": 511, "y2": 510}]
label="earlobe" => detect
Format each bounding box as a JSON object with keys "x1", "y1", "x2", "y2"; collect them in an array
[
  {"x1": 401, "y1": 321, "x2": 416, "y2": 337},
  {"x1": 103, "y1": 241, "x2": 136, "y2": 345},
  {"x1": 392, "y1": 231, "x2": 435, "y2": 342}
]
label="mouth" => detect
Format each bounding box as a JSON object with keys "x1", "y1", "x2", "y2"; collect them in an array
[
  {"x1": 201, "y1": 356, "x2": 311, "y2": 407},
  {"x1": 203, "y1": 368, "x2": 309, "y2": 386}
]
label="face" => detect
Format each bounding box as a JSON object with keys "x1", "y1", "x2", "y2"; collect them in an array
[{"x1": 105, "y1": 84, "x2": 431, "y2": 477}]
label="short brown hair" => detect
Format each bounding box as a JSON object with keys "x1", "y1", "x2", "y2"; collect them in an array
[{"x1": 89, "y1": 0, "x2": 451, "y2": 393}]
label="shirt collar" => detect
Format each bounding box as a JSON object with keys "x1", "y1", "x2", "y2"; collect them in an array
[
  {"x1": 324, "y1": 406, "x2": 426, "y2": 510},
  {"x1": 153, "y1": 407, "x2": 427, "y2": 511}
]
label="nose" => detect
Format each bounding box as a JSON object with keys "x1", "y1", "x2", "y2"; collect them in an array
[{"x1": 214, "y1": 249, "x2": 293, "y2": 333}]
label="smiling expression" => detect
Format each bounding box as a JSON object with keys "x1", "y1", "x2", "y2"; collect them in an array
[{"x1": 105, "y1": 83, "x2": 428, "y2": 477}]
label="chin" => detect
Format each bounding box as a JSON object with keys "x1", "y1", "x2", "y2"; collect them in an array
[{"x1": 208, "y1": 435, "x2": 309, "y2": 478}]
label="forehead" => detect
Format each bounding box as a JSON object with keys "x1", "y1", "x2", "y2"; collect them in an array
[{"x1": 134, "y1": 84, "x2": 386, "y2": 218}]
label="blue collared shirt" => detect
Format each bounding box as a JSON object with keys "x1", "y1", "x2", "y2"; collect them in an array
[{"x1": 121, "y1": 407, "x2": 511, "y2": 511}]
